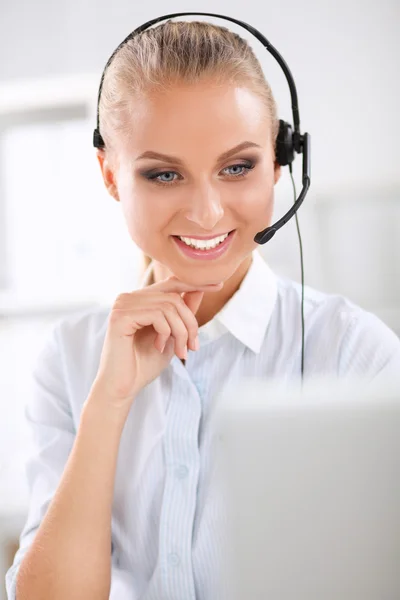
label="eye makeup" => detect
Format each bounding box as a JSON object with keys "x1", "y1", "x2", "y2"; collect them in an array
[{"x1": 138, "y1": 156, "x2": 260, "y2": 186}]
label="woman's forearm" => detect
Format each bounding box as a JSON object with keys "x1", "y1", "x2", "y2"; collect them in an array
[{"x1": 16, "y1": 388, "x2": 131, "y2": 600}]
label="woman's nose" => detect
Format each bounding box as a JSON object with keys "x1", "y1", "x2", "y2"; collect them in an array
[{"x1": 184, "y1": 186, "x2": 224, "y2": 230}]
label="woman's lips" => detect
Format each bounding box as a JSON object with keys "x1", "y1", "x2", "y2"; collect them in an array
[
  {"x1": 173, "y1": 229, "x2": 235, "y2": 240},
  {"x1": 171, "y1": 230, "x2": 236, "y2": 261}
]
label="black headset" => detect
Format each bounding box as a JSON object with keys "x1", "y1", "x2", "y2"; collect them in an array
[{"x1": 93, "y1": 12, "x2": 311, "y2": 379}]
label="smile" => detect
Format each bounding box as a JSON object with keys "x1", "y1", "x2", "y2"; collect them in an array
[
  {"x1": 177, "y1": 232, "x2": 230, "y2": 249},
  {"x1": 172, "y1": 230, "x2": 236, "y2": 261}
]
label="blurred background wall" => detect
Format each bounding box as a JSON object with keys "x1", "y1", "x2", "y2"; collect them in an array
[{"x1": 0, "y1": 0, "x2": 399, "y2": 597}]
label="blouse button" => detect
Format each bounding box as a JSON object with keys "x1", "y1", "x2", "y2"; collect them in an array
[
  {"x1": 175, "y1": 464, "x2": 189, "y2": 479},
  {"x1": 168, "y1": 553, "x2": 181, "y2": 566}
]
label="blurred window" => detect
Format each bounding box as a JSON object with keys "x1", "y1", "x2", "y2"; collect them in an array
[{"x1": 0, "y1": 98, "x2": 140, "y2": 312}]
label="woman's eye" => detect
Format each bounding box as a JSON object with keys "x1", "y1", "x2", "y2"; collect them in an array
[
  {"x1": 145, "y1": 161, "x2": 255, "y2": 185},
  {"x1": 222, "y1": 164, "x2": 253, "y2": 177},
  {"x1": 144, "y1": 171, "x2": 180, "y2": 185},
  {"x1": 155, "y1": 172, "x2": 179, "y2": 183}
]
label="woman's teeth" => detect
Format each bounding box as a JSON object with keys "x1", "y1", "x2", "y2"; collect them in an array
[{"x1": 178, "y1": 232, "x2": 230, "y2": 250}]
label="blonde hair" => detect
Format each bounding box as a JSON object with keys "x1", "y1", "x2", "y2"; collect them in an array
[{"x1": 99, "y1": 19, "x2": 279, "y2": 280}]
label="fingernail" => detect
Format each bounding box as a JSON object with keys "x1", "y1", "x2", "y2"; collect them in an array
[
  {"x1": 194, "y1": 335, "x2": 200, "y2": 351},
  {"x1": 183, "y1": 346, "x2": 188, "y2": 359},
  {"x1": 160, "y1": 343, "x2": 166, "y2": 353}
]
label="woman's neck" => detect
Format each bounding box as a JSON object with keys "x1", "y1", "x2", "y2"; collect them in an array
[{"x1": 151, "y1": 253, "x2": 253, "y2": 328}]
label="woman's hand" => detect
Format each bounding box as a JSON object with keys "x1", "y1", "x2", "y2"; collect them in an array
[{"x1": 91, "y1": 275, "x2": 223, "y2": 410}]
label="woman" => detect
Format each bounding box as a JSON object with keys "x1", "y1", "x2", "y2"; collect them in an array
[{"x1": 7, "y1": 19, "x2": 400, "y2": 600}]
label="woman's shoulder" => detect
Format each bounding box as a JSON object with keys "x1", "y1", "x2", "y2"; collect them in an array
[
  {"x1": 33, "y1": 305, "x2": 112, "y2": 406},
  {"x1": 274, "y1": 274, "x2": 367, "y2": 335},
  {"x1": 274, "y1": 275, "x2": 400, "y2": 379},
  {"x1": 275, "y1": 273, "x2": 393, "y2": 331},
  {"x1": 39, "y1": 304, "x2": 111, "y2": 376},
  {"x1": 55, "y1": 303, "x2": 111, "y2": 339},
  {"x1": 44, "y1": 303, "x2": 110, "y2": 353}
]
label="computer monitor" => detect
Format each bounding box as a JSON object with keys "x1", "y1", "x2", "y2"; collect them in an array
[{"x1": 211, "y1": 377, "x2": 400, "y2": 600}]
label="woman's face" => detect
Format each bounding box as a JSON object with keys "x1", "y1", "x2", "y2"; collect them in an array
[{"x1": 97, "y1": 81, "x2": 281, "y2": 286}]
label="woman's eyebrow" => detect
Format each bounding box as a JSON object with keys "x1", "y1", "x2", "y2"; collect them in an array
[{"x1": 135, "y1": 141, "x2": 262, "y2": 165}]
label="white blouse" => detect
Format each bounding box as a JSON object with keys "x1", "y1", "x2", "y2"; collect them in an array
[{"x1": 6, "y1": 249, "x2": 400, "y2": 599}]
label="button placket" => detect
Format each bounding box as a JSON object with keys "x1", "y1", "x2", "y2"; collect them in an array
[{"x1": 160, "y1": 378, "x2": 201, "y2": 599}]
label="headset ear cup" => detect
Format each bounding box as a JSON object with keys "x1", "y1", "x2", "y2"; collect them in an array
[{"x1": 275, "y1": 119, "x2": 295, "y2": 166}]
